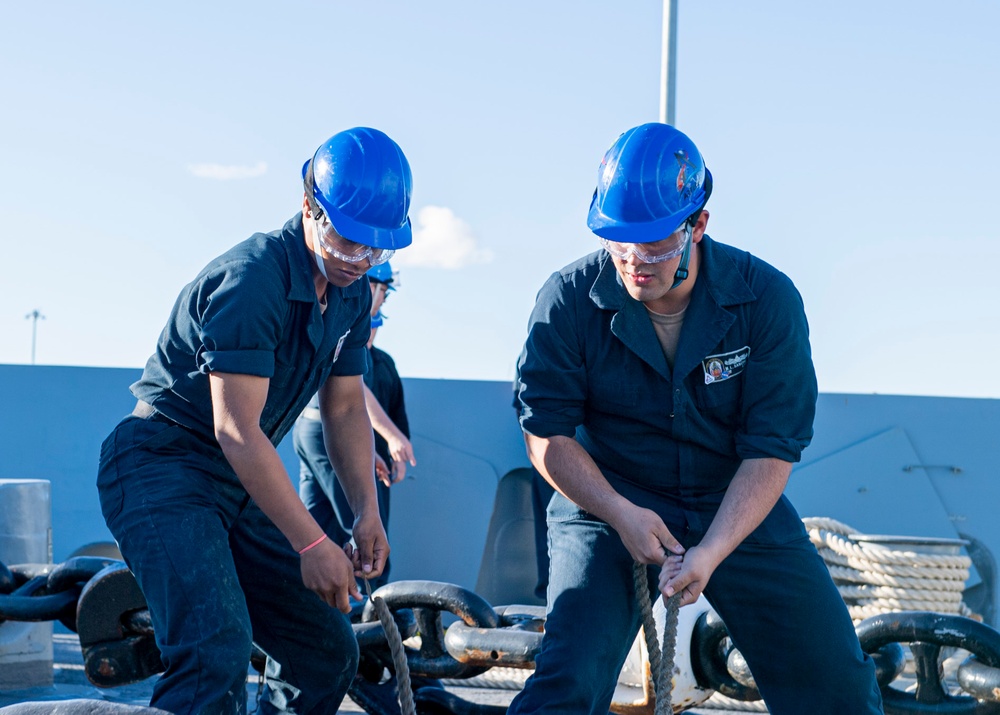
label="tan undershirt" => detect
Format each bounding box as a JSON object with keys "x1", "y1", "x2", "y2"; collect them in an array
[{"x1": 646, "y1": 305, "x2": 687, "y2": 368}]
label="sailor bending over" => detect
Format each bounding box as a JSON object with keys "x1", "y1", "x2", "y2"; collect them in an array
[{"x1": 509, "y1": 123, "x2": 883, "y2": 715}]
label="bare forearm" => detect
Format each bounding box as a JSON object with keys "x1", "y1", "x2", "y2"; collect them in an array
[
  {"x1": 323, "y1": 401, "x2": 380, "y2": 517},
  {"x1": 364, "y1": 384, "x2": 404, "y2": 443},
  {"x1": 526, "y1": 432, "x2": 684, "y2": 563},
  {"x1": 699, "y1": 457, "x2": 792, "y2": 564},
  {"x1": 525, "y1": 433, "x2": 632, "y2": 529},
  {"x1": 218, "y1": 430, "x2": 324, "y2": 552},
  {"x1": 364, "y1": 384, "x2": 414, "y2": 473},
  {"x1": 210, "y1": 372, "x2": 324, "y2": 552}
]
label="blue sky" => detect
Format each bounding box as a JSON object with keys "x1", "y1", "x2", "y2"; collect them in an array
[{"x1": 1, "y1": 1, "x2": 997, "y2": 399}]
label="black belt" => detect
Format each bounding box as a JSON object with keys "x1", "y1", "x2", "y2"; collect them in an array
[
  {"x1": 132, "y1": 400, "x2": 168, "y2": 421},
  {"x1": 130, "y1": 403, "x2": 224, "y2": 458}
]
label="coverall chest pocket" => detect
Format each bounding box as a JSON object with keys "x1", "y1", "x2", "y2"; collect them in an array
[{"x1": 692, "y1": 374, "x2": 743, "y2": 410}]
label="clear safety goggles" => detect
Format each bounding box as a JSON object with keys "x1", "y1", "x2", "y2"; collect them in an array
[
  {"x1": 600, "y1": 223, "x2": 691, "y2": 264},
  {"x1": 315, "y1": 216, "x2": 395, "y2": 267}
]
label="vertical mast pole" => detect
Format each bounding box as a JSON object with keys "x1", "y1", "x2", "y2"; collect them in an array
[{"x1": 659, "y1": 0, "x2": 678, "y2": 125}]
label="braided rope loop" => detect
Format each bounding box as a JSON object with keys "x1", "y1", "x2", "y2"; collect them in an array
[{"x1": 802, "y1": 517, "x2": 974, "y2": 622}]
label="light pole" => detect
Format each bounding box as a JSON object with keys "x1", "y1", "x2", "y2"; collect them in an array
[
  {"x1": 659, "y1": 0, "x2": 678, "y2": 125},
  {"x1": 25, "y1": 309, "x2": 45, "y2": 365}
]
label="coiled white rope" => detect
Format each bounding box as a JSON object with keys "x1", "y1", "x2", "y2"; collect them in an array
[
  {"x1": 802, "y1": 517, "x2": 974, "y2": 622},
  {"x1": 702, "y1": 693, "x2": 769, "y2": 711}
]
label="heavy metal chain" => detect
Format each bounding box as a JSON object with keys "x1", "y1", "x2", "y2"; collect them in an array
[{"x1": 0, "y1": 556, "x2": 118, "y2": 629}]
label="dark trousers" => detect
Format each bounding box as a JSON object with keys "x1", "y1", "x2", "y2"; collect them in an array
[
  {"x1": 97, "y1": 416, "x2": 358, "y2": 715},
  {"x1": 293, "y1": 416, "x2": 391, "y2": 588},
  {"x1": 507, "y1": 491, "x2": 883, "y2": 715}
]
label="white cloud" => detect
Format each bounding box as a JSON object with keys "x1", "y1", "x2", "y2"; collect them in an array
[
  {"x1": 187, "y1": 161, "x2": 268, "y2": 180},
  {"x1": 397, "y1": 205, "x2": 493, "y2": 269}
]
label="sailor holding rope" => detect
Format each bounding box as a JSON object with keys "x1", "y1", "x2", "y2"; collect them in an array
[
  {"x1": 509, "y1": 123, "x2": 883, "y2": 714},
  {"x1": 97, "y1": 128, "x2": 412, "y2": 714}
]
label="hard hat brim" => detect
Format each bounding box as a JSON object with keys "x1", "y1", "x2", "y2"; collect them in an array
[
  {"x1": 320, "y1": 200, "x2": 413, "y2": 250},
  {"x1": 588, "y1": 209, "x2": 690, "y2": 244}
]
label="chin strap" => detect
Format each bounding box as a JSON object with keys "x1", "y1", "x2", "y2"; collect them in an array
[
  {"x1": 670, "y1": 227, "x2": 693, "y2": 289},
  {"x1": 303, "y1": 158, "x2": 329, "y2": 281},
  {"x1": 310, "y1": 220, "x2": 329, "y2": 281},
  {"x1": 668, "y1": 168, "x2": 712, "y2": 290}
]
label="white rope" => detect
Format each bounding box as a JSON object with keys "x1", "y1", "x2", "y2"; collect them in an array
[
  {"x1": 810, "y1": 524, "x2": 970, "y2": 567},
  {"x1": 825, "y1": 561, "x2": 970, "y2": 586},
  {"x1": 439, "y1": 666, "x2": 531, "y2": 690},
  {"x1": 802, "y1": 517, "x2": 974, "y2": 622},
  {"x1": 835, "y1": 583, "x2": 963, "y2": 600},
  {"x1": 698, "y1": 518, "x2": 976, "y2": 713},
  {"x1": 700, "y1": 692, "x2": 770, "y2": 711}
]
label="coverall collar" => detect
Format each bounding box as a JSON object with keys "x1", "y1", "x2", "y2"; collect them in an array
[
  {"x1": 589, "y1": 236, "x2": 757, "y2": 381},
  {"x1": 282, "y1": 212, "x2": 366, "y2": 351}
]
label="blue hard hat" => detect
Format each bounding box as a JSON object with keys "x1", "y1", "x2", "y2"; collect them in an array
[
  {"x1": 367, "y1": 261, "x2": 396, "y2": 291},
  {"x1": 371, "y1": 311, "x2": 384, "y2": 329},
  {"x1": 303, "y1": 127, "x2": 413, "y2": 250},
  {"x1": 587, "y1": 123, "x2": 710, "y2": 244}
]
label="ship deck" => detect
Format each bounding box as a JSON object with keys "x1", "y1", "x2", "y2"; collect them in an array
[{"x1": 0, "y1": 632, "x2": 751, "y2": 714}]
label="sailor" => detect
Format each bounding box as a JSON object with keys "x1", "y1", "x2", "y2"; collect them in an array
[
  {"x1": 509, "y1": 123, "x2": 883, "y2": 714},
  {"x1": 295, "y1": 261, "x2": 415, "y2": 589},
  {"x1": 97, "y1": 127, "x2": 412, "y2": 714}
]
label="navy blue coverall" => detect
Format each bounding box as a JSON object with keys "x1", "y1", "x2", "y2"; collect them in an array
[
  {"x1": 508, "y1": 236, "x2": 882, "y2": 714},
  {"x1": 97, "y1": 213, "x2": 372, "y2": 715}
]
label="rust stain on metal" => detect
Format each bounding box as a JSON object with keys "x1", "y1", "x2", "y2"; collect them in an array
[{"x1": 459, "y1": 647, "x2": 508, "y2": 661}]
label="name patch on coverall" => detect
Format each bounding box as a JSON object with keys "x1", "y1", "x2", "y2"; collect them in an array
[
  {"x1": 332, "y1": 329, "x2": 351, "y2": 363},
  {"x1": 702, "y1": 346, "x2": 750, "y2": 384}
]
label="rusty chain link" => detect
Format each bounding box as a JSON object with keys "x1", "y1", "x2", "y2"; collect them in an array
[{"x1": 8, "y1": 557, "x2": 1000, "y2": 715}]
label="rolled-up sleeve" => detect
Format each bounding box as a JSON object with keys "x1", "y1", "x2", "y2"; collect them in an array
[
  {"x1": 195, "y1": 259, "x2": 286, "y2": 378},
  {"x1": 735, "y1": 271, "x2": 818, "y2": 462},
  {"x1": 517, "y1": 272, "x2": 587, "y2": 439},
  {"x1": 200, "y1": 349, "x2": 275, "y2": 376}
]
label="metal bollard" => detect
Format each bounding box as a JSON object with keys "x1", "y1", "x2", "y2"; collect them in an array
[{"x1": 0, "y1": 479, "x2": 53, "y2": 690}]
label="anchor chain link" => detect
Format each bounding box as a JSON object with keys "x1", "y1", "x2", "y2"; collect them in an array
[
  {"x1": 9, "y1": 556, "x2": 1000, "y2": 714},
  {"x1": 0, "y1": 556, "x2": 120, "y2": 630}
]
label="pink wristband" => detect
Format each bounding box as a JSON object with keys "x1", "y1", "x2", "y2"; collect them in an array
[{"x1": 297, "y1": 534, "x2": 328, "y2": 555}]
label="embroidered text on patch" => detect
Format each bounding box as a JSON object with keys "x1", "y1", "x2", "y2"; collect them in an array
[{"x1": 702, "y1": 346, "x2": 750, "y2": 384}]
